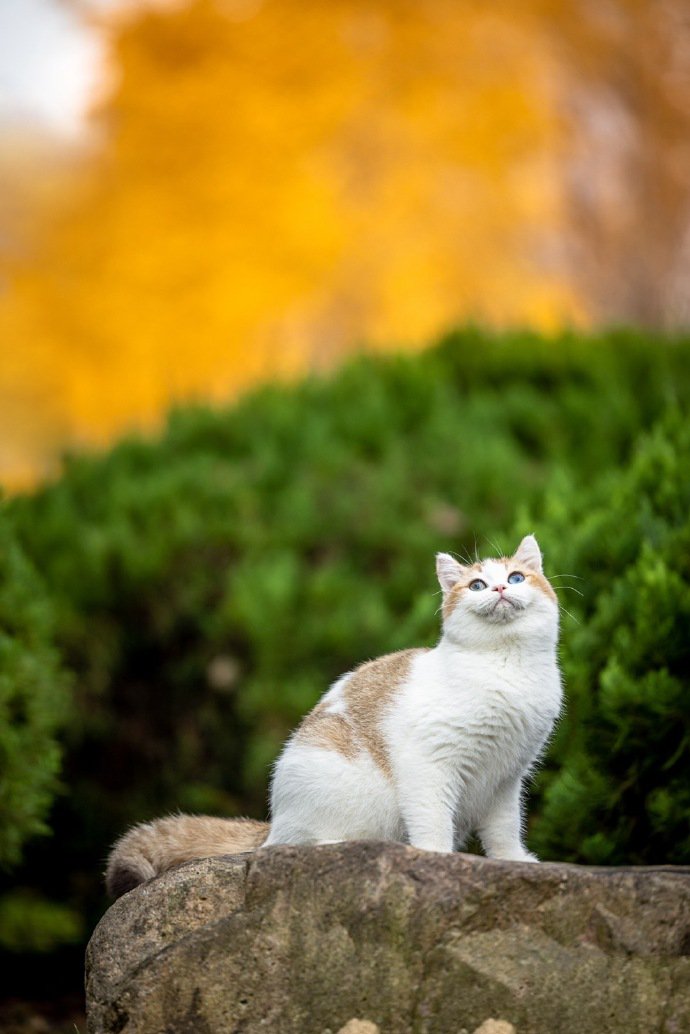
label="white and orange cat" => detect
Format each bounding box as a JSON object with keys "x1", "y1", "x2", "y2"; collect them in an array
[{"x1": 106, "y1": 535, "x2": 562, "y2": 897}]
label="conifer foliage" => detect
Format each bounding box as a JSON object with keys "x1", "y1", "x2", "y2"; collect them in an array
[
  {"x1": 1, "y1": 328, "x2": 690, "y2": 960},
  {"x1": 529, "y1": 411, "x2": 690, "y2": 864},
  {"x1": 0, "y1": 507, "x2": 68, "y2": 868}
]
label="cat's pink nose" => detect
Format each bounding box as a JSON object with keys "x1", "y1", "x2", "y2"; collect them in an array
[{"x1": 493, "y1": 584, "x2": 506, "y2": 594}]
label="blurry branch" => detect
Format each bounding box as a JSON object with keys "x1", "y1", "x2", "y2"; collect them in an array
[{"x1": 543, "y1": 0, "x2": 690, "y2": 327}]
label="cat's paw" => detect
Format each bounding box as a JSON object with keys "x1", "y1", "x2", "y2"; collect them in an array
[
  {"x1": 490, "y1": 849, "x2": 539, "y2": 863},
  {"x1": 411, "y1": 840, "x2": 455, "y2": 853}
]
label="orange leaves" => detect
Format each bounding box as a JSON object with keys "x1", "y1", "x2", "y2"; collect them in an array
[{"x1": 0, "y1": 0, "x2": 585, "y2": 487}]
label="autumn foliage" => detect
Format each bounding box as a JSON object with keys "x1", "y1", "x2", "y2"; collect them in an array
[
  {"x1": 1, "y1": 0, "x2": 584, "y2": 487},
  {"x1": 3, "y1": 326, "x2": 690, "y2": 959},
  {"x1": 2, "y1": 1, "x2": 690, "y2": 488}
]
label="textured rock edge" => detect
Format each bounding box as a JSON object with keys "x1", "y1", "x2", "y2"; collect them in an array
[{"x1": 86, "y1": 842, "x2": 690, "y2": 1034}]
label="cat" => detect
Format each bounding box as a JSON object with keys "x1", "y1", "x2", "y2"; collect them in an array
[{"x1": 106, "y1": 535, "x2": 562, "y2": 897}]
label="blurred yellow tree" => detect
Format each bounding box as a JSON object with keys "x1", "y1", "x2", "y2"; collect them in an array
[
  {"x1": 1, "y1": 0, "x2": 585, "y2": 485},
  {"x1": 538, "y1": 0, "x2": 690, "y2": 327}
]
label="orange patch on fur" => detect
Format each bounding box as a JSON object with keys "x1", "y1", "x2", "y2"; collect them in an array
[
  {"x1": 296, "y1": 712, "x2": 357, "y2": 759},
  {"x1": 442, "y1": 562, "x2": 482, "y2": 619},
  {"x1": 525, "y1": 570, "x2": 558, "y2": 602},
  {"x1": 297, "y1": 649, "x2": 427, "y2": 778}
]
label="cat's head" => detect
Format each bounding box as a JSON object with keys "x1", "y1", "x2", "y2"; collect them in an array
[{"x1": 436, "y1": 535, "x2": 558, "y2": 646}]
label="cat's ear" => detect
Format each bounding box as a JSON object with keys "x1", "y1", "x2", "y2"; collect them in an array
[
  {"x1": 513, "y1": 534, "x2": 543, "y2": 574},
  {"x1": 436, "y1": 553, "x2": 467, "y2": 594}
]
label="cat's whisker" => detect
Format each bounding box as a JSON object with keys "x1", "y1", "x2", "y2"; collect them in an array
[
  {"x1": 558, "y1": 603, "x2": 580, "y2": 625},
  {"x1": 553, "y1": 585, "x2": 584, "y2": 597},
  {"x1": 451, "y1": 549, "x2": 474, "y2": 567},
  {"x1": 484, "y1": 534, "x2": 504, "y2": 559}
]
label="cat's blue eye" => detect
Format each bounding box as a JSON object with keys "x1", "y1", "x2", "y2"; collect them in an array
[
  {"x1": 469, "y1": 579, "x2": 487, "y2": 591},
  {"x1": 507, "y1": 571, "x2": 525, "y2": 584}
]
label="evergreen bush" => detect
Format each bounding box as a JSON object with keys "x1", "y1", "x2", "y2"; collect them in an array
[
  {"x1": 527, "y1": 410, "x2": 690, "y2": 864},
  {"x1": 3, "y1": 326, "x2": 690, "y2": 967},
  {"x1": 0, "y1": 504, "x2": 82, "y2": 955},
  {"x1": 0, "y1": 504, "x2": 69, "y2": 869}
]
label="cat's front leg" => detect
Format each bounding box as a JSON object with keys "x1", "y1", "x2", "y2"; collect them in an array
[
  {"x1": 477, "y1": 776, "x2": 538, "y2": 862},
  {"x1": 396, "y1": 758, "x2": 457, "y2": 853}
]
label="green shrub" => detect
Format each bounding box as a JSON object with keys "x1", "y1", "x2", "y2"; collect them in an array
[
  {"x1": 0, "y1": 890, "x2": 83, "y2": 953},
  {"x1": 527, "y1": 410, "x2": 690, "y2": 864},
  {"x1": 3, "y1": 326, "x2": 690, "y2": 962},
  {"x1": 0, "y1": 504, "x2": 69, "y2": 869}
]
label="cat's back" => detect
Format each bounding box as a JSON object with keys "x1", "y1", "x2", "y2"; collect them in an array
[{"x1": 293, "y1": 648, "x2": 429, "y2": 773}]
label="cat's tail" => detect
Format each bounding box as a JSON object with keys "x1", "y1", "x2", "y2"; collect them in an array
[{"x1": 105, "y1": 814, "x2": 270, "y2": 898}]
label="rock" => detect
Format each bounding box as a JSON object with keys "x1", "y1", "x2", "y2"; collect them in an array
[
  {"x1": 336, "y1": 1022, "x2": 380, "y2": 1034},
  {"x1": 86, "y1": 842, "x2": 690, "y2": 1034},
  {"x1": 472, "y1": 1022, "x2": 516, "y2": 1034}
]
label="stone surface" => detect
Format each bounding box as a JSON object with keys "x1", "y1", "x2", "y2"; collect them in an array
[
  {"x1": 86, "y1": 842, "x2": 690, "y2": 1034},
  {"x1": 472, "y1": 1023, "x2": 516, "y2": 1034},
  {"x1": 336, "y1": 1022, "x2": 381, "y2": 1034}
]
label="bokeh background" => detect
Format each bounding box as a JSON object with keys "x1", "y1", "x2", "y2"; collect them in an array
[
  {"x1": 2, "y1": 0, "x2": 690, "y2": 487},
  {"x1": 1, "y1": 1, "x2": 690, "y2": 1030}
]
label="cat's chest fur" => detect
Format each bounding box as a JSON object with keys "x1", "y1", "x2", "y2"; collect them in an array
[{"x1": 385, "y1": 645, "x2": 562, "y2": 784}]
